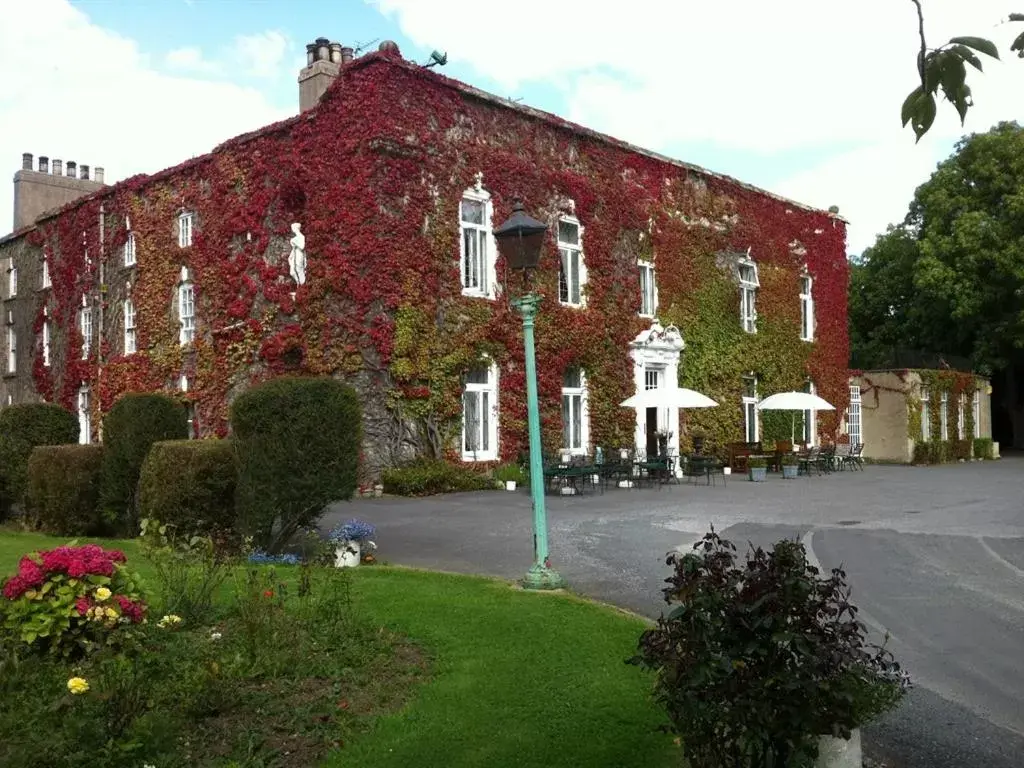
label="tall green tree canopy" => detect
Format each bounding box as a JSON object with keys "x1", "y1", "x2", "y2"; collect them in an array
[{"x1": 851, "y1": 121, "x2": 1024, "y2": 446}]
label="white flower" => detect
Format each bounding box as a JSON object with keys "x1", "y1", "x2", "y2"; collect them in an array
[{"x1": 210, "y1": 631, "x2": 222, "y2": 641}]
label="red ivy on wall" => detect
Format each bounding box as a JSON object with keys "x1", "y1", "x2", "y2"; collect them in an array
[{"x1": 21, "y1": 51, "x2": 849, "y2": 467}]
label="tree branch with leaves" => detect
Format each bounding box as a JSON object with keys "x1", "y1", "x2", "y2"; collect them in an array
[{"x1": 902, "y1": 2, "x2": 1024, "y2": 140}]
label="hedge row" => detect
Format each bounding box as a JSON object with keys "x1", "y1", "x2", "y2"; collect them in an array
[
  {"x1": 139, "y1": 439, "x2": 236, "y2": 536},
  {"x1": 26, "y1": 445, "x2": 105, "y2": 535},
  {"x1": 0, "y1": 404, "x2": 79, "y2": 519},
  {"x1": 381, "y1": 459, "x2": 495, "y2": 496}
]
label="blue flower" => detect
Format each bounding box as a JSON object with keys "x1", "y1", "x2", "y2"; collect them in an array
[
  {"x1": 328, "y1": 519, "x2": 376, "y2": 543},
  {"x1": 247, "y1": 549, "x2": 301, "y2": 565}
]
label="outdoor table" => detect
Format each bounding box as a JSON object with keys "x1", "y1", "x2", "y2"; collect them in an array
[
  {"x1": 634, "y1": 457, "x2": 674, "y2": 489},
  {"x1": 684, "y1": 455, "x2": 726, "y2": 486}
]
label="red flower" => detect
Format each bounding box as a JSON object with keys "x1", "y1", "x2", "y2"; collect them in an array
[
  {"x1": 114, "y1": 594, "x2": 146, "y2": 623},
  {"x1": 75, "y1": 597, "x2": 91, "y2": 616},
  {"x1": 263, "y1": 589, "x2": 274, "y2": 598}
]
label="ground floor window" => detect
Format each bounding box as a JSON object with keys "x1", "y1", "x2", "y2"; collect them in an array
[
  {"x1": 562, "y1": 368, "x2": 587, "y2": 454},
  {"x1": 803, "y1": 381, "x2": 817, "y2": 446},
  {"x1": 848, "y1": 385, "x2": 862, "y2": 446},
  {"x1": 77, "y1": 387, "x2": 91, "y2": 444},
  {"x1": 742, "y1": 374, "x2": 758, "y2": 443},
  {"x1": 921, "y1": 388, "x2": 931, "y2": 441},
  {"x1": 462, "y1": 362, "x2": 498, "y2": 461},
  {"x1": 973, "y1": 390, "x2": 981, "y2": 438}
]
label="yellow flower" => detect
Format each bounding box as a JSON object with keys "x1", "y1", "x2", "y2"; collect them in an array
[
  {"x1": 105, "y1": 607, "x2": 117, "y2": 619},
  {"x1": 157, "y1": 614, "x2": 183, "y2": 629},
  {"x1": 94, "y1": 586, "x2": 112, "y2": 601},
  {"x1": 67, "y1": 677, "x2": 90, "y2": 695}
]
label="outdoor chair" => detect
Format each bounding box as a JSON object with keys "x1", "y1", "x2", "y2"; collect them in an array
[
  {"x1": 842, "y1": 443, "x2": 865, "y2": 471},
  {"x1": 683, "y1": 455, "x2": 726, "y2": 487},
  {"x1": 833, "y1": 443, "x2": 851, "y2": 470},
  {"x1": 798, "y1": 446, "x2": 822, "y2": 476},
  {"x1": 818, "y1": 445, "x2": 836, "y2": 474}
]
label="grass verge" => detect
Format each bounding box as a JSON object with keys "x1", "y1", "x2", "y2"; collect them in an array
[{"x1": 0, "y1": 530, "x2": 677, "y2": 768}]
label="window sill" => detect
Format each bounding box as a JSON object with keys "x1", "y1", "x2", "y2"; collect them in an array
[
  {"x1": 800, "y1": 336, "x2": 814, "y2": 343},
  {"x1": 461, "y1": 453, "x2": 497, "y2": 463},
  {"x1": 461, "y1": 289, "x2": 495, "y2": 301},
  {"x1": 559, "y1": 302, "x2": 585, "y2": 309},
  {"x1": 3, "y1": 372, "x2": 17, "y2": 379},
  {"x1": 639, "y1": 312, "x2": 656, "y2": 320}
]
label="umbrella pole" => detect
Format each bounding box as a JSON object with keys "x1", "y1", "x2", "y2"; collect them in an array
[{"x1": 791, "y1": 411, "x2": 795, "y2": 443}]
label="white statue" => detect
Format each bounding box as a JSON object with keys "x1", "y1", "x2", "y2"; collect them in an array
[{"x1": 288, "y1": 222, "x2": 306, "y2": 285}]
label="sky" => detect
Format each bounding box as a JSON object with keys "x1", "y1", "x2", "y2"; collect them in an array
[{"x1": 1, "y1": 0, "x2": 1022, "y2": 255}]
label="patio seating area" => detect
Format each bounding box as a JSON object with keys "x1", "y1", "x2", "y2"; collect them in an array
[{"x1": 538, "y1": 441, "x2": 864, "y2": 497}]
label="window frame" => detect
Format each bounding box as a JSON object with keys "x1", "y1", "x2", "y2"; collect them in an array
[
  {"x1": 803, "y1": 381, "x2": 818, "y2": 446},
  {"x1": 41, "y1": 307, "x2": 50, "y2": 368},
  {"x1": 41, "y1": 255, "x2": 50, "y2": 289},
  {"x1": 7, "y1": 259, "x2": 16, "y2": 298},
  {"x1": 458, "y1": 185, "x2": 495, "y2": 299},
  {"x1": 957, "y1": 393, "x2": 966, "y2": 440},
  {"x1": 124, "y1": 231, "x2": 137, "y2": 267},
  {"x1": 561, "y1": 368, "x2": 589, "y2": 455},
  {"x1": 848, "y1": 385, "x2": 862, "y2": 446},
  {"x1": 80, "y1": 300, "x2": 92, "y2": 360},
  {"x1": 638, "y1": 259, "x2": 657, "y2": 318},
  {"x1": 123, "y1": 298, "x2": 137, "y2": 355},
  {"x1": 78, "y1": 386, "x2": 91, "y2": 445},
  {"x1": 799, "y1": 272, "x2": 814, "y2": 341},
  {"x1": 178, "y1": 211, "x2": 194, "y2": 249},
  {"x1": 461, "y1": 360, "x2": 499, "y2": 462},
  {"x1": 557, "y1": 215, "x2": 586, "y2": 308},
  {"x1": 6, "y1": 325, "x2": 15, "y2": 374},
  {"x1": 738, "y1": 257, "x2": 759, "y2": 333},
  {"x1": 178, "y1": 270, "x2": 196, "y2": 346},
  {"x1": 921, "y1": 387, "x2": 931, "y2": 441},
  {"x1": 939, "y1": 391, "x2": 949, "y2": 441},
  {"x1": 742, "y1": 374, "x2": 759, "y2": 443},
  {"x1": 973, "y1": 389, "x2": 981, "y2": 439}
]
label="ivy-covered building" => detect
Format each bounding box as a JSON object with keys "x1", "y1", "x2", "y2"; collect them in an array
[
  {"x1": 0, "y1": 38, "x2": 853, "y2": 477},
  {"x1": 849, "y1": 369, "x2": 995, "y2": 463}
]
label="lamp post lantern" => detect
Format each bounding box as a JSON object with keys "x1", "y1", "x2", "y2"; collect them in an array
[{"x1": 493, "y1": 199, "x2": 565, "y2": 590}]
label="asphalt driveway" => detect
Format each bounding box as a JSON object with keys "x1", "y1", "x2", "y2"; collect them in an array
[{"x1": 325, "y1": 458, "x2": 1024, "y2": 768}]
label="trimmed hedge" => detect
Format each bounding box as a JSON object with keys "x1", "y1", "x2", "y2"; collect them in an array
[
  {"x1": 139, "y1": 439, "x2": 237, "y2": 536},
  {"x1": 973, "y1": 437, "x2": 994, "y2": 460},
  {"x1": 0, "y1": 403, "x2": 79, "y2": 519},
  {"x1": 25, "y1": 445, "x2": 105, "y2": 535},
  {"x1": 231, "y1": 376, "x2": 360, "y2": 552},
  {"x1": 100, "y1": 393, "x2": 188, "y2": 532},
  {"x1": 382, "y1": 459, "x2": 495, "y2": 496},
  {"x1": 952, "y1": 439, "x2": 972, "y2": 461}
]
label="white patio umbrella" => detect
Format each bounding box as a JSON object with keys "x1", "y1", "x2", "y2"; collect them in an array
[
  {"x1": 619, "y1": 388, "x2": 718, "y2": 409},
  {"x1": 756, "y1": 391, "x2": 835, "y2": 443}
]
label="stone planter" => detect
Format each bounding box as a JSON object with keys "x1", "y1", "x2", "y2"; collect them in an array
[
  {"x1": 815, "y1": 729, "x2": 861, "y2": 768},
  {"x1": 749, "y1": 466, "x2": 768, "y2": 482},
  {"x1": 782, "y1": 463, "x2": 799, "y2": 479},
  {"x1": 334, "y1": 541, "x2": 361, "y2": 568},
  {"x1": 505, "y1": 480, "x2": 517, "y2": 491}
]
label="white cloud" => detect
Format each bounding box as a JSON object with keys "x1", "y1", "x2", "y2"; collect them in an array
[
  {"x1": 230, "y1": 31, "x2": 290, "y2": 79},
  {"x1": 0, "y1": 0, "x2": 292, "y2": 234},
  {"x1": 165, "y1": 45, "x2": 222, "y2": 75},
  {"x1": 374, "y1": 0, "x2": 1024, "y2": 252}
]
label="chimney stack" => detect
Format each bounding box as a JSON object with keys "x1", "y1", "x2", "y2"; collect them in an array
[
  {"x1": 95, "y1": 167, "x2": 104, "y2": 184},
  {"x1": 341, "y1": 46, "x2": 354, "y2": 64},
  {"x1": 298, "y1": 36, "x2": 343, "y2": 113},
  {"x1": 11, "y1": 152, "x2": 108, "y2": 233}
]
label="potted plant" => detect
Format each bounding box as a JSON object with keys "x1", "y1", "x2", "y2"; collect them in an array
[
  {"x1": 328, "y1": 519, "x2": 376, "y2": 568},
  {"x1": 748, "y1": 456, "x2": 768, "y2": 482},
  {"x1": 781, "y1": 453, "x2": 799, "y2": 479},
  {"x1": 493, "y1": 462, "x2": 526, "y2": 491},
  {"x1": 692, "y1": 432, "x2": 706, "y2": 456},
  {"x1": 631, "y1": 530, "x2": 909, "y2": 768},
  {"x1": 656, "y1": 429, "x2": 672, "y2": 457}
]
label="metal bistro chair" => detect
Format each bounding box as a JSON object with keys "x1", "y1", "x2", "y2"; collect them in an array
[
  {"x1": 833, "y1": 443, "x2": 851, "y2": 471},
  {"x1": 798, "y1": 446, "x2": 822, "y2": 477},
  {"x1": 843, "y1": 443, "x2": 865, "y2": 471}
]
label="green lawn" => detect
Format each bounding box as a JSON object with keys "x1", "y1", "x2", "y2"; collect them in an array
[{"x1": 0, "y1": 531, "x2": 678, "y2": 768}]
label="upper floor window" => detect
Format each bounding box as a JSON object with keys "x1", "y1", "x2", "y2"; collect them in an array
[
  {"x1": 6, "y1": 325, "x2": 15, "y2": 374},
  {"x1": 557, "y1": 217, "x2": 585, "y2": 307},
  {"x1": 41, "y1": 307, "x2": 50, "y2": 367},
  {"x1": 920, "y1": 387, "x2": 931, "y2": 441},
  {"x1": 738, "y1": 257, "x2": 758, "y2": 333},
  {"x1": 178, "y1": 271, "x2": 195, "y2": 345},
  {"x1": 124, "y1": 299, "x2": 137, "y2": 355},
  {"x1": 462, "y1": 361, "x2": 498, "y2": 461},
  {"x1": 124, "y1": 231, "x2": 137, "y2": 266},
  {"x1": 800, "y1": 273, "x2": 814, "y2": 341},
  {"x1": 80, "y1": 298, "x2": 92, "y2": 360},
  {"x1": 178, "y1": 212, "x2": 194, "y2": 248},
  {"x1": 459, "y1": 184, "x2": 493, "y2": 298},
  {"x1": 562, "y1": 368, "x2": 588, "y2": 454},
  {"x1": 639, "y1": 260, "x2": 657, "y2": 318},
  {"x1": 6, "y1": 259, "x2": 16, "y2": 298},
  {"x1": 41, "y1": 255, "x2": 50, "y2": 289}
]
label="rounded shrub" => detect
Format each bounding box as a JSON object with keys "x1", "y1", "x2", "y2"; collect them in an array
[
  {"x1": 230, "y1": 376, "x2": 360, "y2": 552},
  {"x1": 382, "y1": 459, "x2": 495, "y2": 496},
  {"x1": 25, "y1": 445, "x2": 105, "y2": 536},
  {"x1": 100, "y1": 393, "x2": 188, "y2": 533},
  {"x1": 139, "y1": 439, "x2": 236, "y2": 536},
  {"x1": 0, "y1": 403, "x2": 79, "y2": 519}
]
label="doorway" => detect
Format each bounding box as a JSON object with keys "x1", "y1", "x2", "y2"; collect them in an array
[{"x1": 646, "y1": 407, "x2": 659, "y2": 457}]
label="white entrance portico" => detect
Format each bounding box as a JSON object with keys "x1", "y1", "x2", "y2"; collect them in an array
[{"x1": 628, "y1": 322, "x2": 685, "y2": 460}]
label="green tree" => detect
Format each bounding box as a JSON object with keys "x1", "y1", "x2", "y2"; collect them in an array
[{"x1": 851, "y1": 122, "x2": 1024, "y2": 446}]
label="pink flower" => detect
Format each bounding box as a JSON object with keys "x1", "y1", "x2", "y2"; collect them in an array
[
  {"x1": 114, "y1": 594, "x2": 146, "y2": 623},
  {"x1": 75, "y1": 597, "x2": 91, "y2": 616}
]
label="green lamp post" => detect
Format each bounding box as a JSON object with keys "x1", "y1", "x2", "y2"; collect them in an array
[{"x1": 493, "y1": 199, "x2": 566, "y2": 590}]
